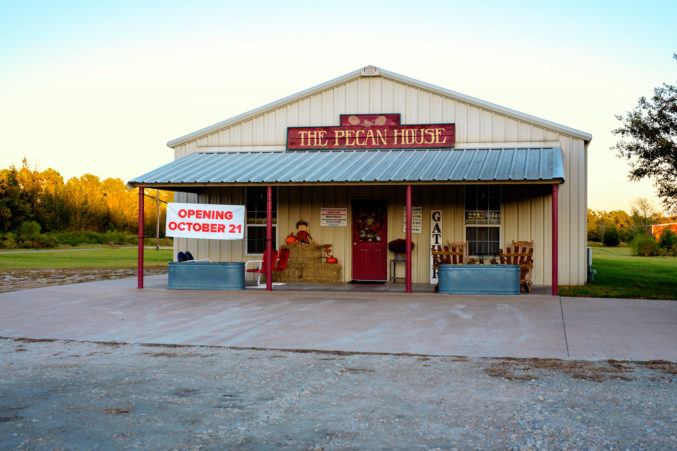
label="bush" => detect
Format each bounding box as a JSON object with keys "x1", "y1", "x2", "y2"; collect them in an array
[
  {"x1": 0, "y1": 232, "x2": 18, "y2": 249},
  {"x1": 603, "y1": 226, "x2": 621, "y2": 247},
  {"x1": 631, "y1": 234, "x2": 660, "y2": 256},
  {"x1": 620, "y1": 227, "x2": 637, "y2": 244},
  {"x1": 659, "y1": 229, "x2": 677, "y2": 255},
  {"x1": 18, "y1": 220, "x2": 41, "y2": 242},
  {"x1": 587, "y1": 228, "x2": 601, "y2": 242}
]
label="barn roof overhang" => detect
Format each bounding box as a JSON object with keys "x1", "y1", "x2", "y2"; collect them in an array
[{"x1": 128, "y1": 147, "x2": 565, "y2": 192}]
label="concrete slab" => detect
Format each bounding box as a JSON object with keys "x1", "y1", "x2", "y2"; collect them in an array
[
  {"x1": 0, "y1": 275, "x2": 567, "y2": 358},
  {"x1": 1, "y1": 276, "x2": 675, "y2": 360},
  {"x1": 562, "y1": 296, "x2": 677, "y2": 361}
]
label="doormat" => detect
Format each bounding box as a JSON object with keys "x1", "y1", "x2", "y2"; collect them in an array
[{"x1": 349, "y1": 280, "x2": 386, "y2": 284}]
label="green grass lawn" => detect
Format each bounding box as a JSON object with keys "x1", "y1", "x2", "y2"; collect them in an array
[
  {"x1": 560, "y1": 246, "x2": 677, "y2": 300},
  {"x1": 0, "y1": 248, "x2": 173, "y2": 269}
]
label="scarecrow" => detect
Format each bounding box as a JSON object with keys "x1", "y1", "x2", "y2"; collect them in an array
[{"x1": 295, "y1": 219, "x2": 314, "y2": 244}]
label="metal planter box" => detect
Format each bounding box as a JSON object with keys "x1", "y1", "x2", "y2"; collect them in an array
[
  {"x1": 168, "y1": 261, "x2": 245, "y2": 290},
  {"x1": 438, "y1": 264, "x2": 520, "y2": 295}
]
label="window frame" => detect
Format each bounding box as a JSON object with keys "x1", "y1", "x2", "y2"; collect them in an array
[
  {"x1": 245, "y1": 187, "x2": 278, "y2": 256},
  {"x1": 464, "y1": 185, "x2": 502, "y2": 257}
]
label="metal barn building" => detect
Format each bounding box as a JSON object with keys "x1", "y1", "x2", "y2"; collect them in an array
[{"x1": 130, "y1": 66, "x2": 591, "y2": 291}]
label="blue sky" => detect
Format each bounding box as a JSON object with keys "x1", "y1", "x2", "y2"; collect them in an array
[{"x1": 1, "y1": 0, "x2": 675, "y2": 212}]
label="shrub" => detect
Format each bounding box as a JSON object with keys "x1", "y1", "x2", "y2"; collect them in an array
[
  {"x1": 0, "y1": 232, "x2": 18, "y2": 249},
  {"x1": 620, "y1": 227, "x2": 637, "y2": 243},
  {"x1": 631, "y1": 234, "x2": 660, "y2": 256},
  {"x1": 587, "y1": 228, "x2": 601, "y2": 242},
  {"x1": 18, "y1": 220, "x2": 41, "y2": 242},
  {"x1": 659, "y1": 229, "x2": 677, "y2": 255},
  {"x1": 603, "y1": 226, "x2": 621, "y2": 247}
]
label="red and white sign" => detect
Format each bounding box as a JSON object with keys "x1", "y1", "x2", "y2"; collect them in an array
[
  {"x1": 287, "y1": 114, "x2": 455, "y2": 151},
  {"x1": 166, "y1": 203, "x2": 244, "y2": 240}
]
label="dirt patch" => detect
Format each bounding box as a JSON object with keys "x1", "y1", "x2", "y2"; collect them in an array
[
  {"x1": 0, "y1": 415, "x2": 23, "y2": 423},
  {"x1": 104, "y1": 407, "x2": 134, "y2": 415},
  {"x1": 635, "y1": 360, "x2": 677, "y2": 375},
  {"x1": 484, "y1": 358, "x2": 635, "y2": 382},
  {"x1": 0, "y1": 266, "x2": 168, "y2": 293},
  {"x1": 143, "y1": 352, "x2": 215, "y2": 358},
  {"x1": 341, "y1": 368, "x2": 376, "y2": 374}
]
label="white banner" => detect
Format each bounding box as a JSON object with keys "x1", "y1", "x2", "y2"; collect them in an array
[{"x1": 165, "y1": 202, "x2": 245, "y2": 240}]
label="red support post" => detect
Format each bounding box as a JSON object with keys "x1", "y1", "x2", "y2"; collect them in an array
[
  {"x1": 406, "y1": 184, "x2": 412, "y2": 293},
  {"x1": 138, "y1": 187, "x2": 144, "y2": 289},
  {"x1": 552, "y1": 184, "x2": 559, "y2": 296},
  {"x1": 266, "y1": 185, "x2": 273, "y2": 292}
]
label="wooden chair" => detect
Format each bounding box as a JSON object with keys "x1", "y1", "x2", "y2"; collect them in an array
[
  {"x1": 512, "y1": 240, "x2": 534, "y2": 250},
  {"x1": 498, "y1": 244, "x2": 534, "y2": 293},
  {"x1": 431, "y1": 242, "x2": 467, "y2": 278}
]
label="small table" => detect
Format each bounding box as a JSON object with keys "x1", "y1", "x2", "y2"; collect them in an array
[{"x1": 389, "y1": 258, "x2": 406, "y2": 283}]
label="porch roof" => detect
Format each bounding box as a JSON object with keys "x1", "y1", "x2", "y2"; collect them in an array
[{"x1": 128, "y1": 147, "x2": 565, "y2": 190}]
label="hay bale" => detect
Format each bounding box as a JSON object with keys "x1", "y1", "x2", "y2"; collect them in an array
[{"x1": 267, "y1": 244, "x2": 342, "y2": 283}]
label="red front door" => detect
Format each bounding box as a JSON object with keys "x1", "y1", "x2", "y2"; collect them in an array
[{"x1": 352, "y1": 200, "x2": 387, "y2": 281}]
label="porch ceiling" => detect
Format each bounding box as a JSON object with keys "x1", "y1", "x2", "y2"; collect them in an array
[{"x1": 128, "y1": 147, "x2": 565, "y2": 190}]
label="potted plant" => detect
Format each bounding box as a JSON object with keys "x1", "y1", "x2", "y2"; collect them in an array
[{"x1": 388, "y1": 239, "x2": 414, "y2": 261}]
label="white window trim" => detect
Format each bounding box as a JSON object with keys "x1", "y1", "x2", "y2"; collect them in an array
[
  {"x1": 245, "y1": 187, "x2": 279, "y2": 256},
  {"x1": 464, "y1": 185, "x2": 502, "y2": 258}
]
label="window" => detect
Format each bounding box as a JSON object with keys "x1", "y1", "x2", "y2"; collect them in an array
[
  {"x1": 465, "y1": 185, "x2": 500, "y2": 256},
  {"x1": 246, "y1": 187, "x2": 277, "y2": 254}
]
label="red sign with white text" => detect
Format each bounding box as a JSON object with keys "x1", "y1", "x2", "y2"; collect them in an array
[{"x1": 287, "y1": 114, "x2": 455, "y2": 151}]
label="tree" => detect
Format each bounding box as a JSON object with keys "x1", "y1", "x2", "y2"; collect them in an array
[
  {"x1": 613, "y1": 54, "x2": 677, "y2": 213},
  {"x1": 630, "y1": 197, "x2": 661, "y2": 235}
]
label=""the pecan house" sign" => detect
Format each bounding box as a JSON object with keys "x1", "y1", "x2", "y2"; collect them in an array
[{"x1": 287, "y1": 114, "x2": 455, "y2": 151}]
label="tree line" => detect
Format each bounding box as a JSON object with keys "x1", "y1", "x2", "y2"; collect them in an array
[
  {"x1": 0, "y1": 159, "x2": 172, "y2": 248},
  {"x1": 588, "y1": 198, "x2": 677, "y2": 255}
]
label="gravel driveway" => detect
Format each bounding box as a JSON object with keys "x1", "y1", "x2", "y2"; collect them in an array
[{"x1": 2, "y1": 338, "x2": 675, "y2": 450}]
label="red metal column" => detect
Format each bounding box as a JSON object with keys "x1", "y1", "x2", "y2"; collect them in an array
[
  {"x1": 138, "y1": 187, "x2": 144, "y2": 289},
  {"x1": 266, "y1": 185, "x2": 273, "y2": 292},
  {"x1": 406, "y1": 184, "x2": 412, "y2": 293},
  {"x1": 552, "y1": 184, "x2": 559, "y2": 296}
]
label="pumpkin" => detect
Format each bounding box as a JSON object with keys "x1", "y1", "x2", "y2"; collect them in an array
[
  {"x1": 285, "y1": 235, "x2": 297, "y2": 245},
  {"x1": 326, "y1": 257, "x2": 338, "y2": 264}
]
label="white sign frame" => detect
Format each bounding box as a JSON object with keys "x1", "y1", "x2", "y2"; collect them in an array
[
  {"x1": 403, "y1": 206, "x2": 423, "y2": 234},
  {"x1": 320, "y1": 208, "x2": 348, "y2": 226},
  {"x1": 166, "y1": 202, "x2": 245, "y2": 240}
]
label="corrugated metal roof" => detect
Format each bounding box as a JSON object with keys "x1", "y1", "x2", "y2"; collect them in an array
[{"x1": 128, "y1": 148, "x2": 565, "y2": 188}]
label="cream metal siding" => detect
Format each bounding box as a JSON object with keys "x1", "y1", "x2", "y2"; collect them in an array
[
  {"x1": 169, "y1": 74, "x2": 588, "y2": 285},
  {"x1": 176, "y1": 185, "x2": 571, "y2": 285}
]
